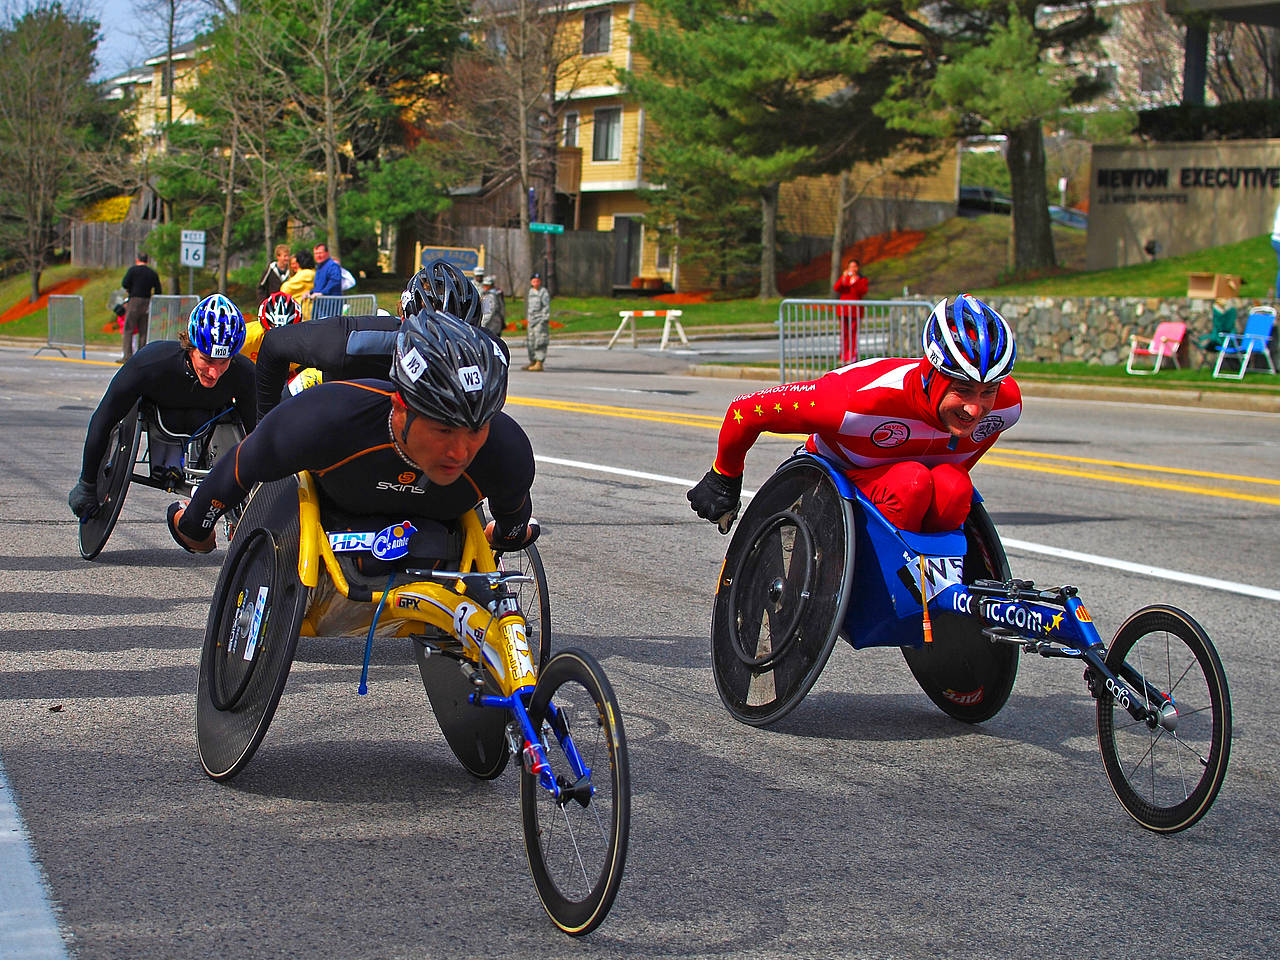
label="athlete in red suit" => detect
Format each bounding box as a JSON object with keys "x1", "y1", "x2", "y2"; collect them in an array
[{"x1": 688, "y1": 295, "x2": 1019, "y2": 533}]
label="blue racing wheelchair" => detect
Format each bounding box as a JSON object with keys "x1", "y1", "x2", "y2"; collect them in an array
[{"x1": 710, "y1": 453, "x2": 1231, "y2": 833}]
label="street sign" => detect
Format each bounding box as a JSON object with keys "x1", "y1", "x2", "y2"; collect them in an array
[
  {"x1": 180, "y1": 229, "x2": 206, "y2": 268},
  {"x1": 529, "y1": 222, "x2": 564, "y2": 234},
  {"x1": 417, "y1": 245, "x2": 480, "y2": 272}
]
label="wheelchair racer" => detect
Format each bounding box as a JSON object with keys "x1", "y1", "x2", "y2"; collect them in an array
[
  {"x1": 239, "y1": 292, "x2": 304, "y2": 364},
  {"x1": 688, "y1": 294, "x2": 1020, "y2": 534},
  {"x1": 168, "y1": 306, "x2": 537, "y2": 561},
  {"x1": 68, "y1": 295, "x2": 256, "y2": 517},
  {"x1": 252, "y1": 259, "x2": 506, "y2": 424}
]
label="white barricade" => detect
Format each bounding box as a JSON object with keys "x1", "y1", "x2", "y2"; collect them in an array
[
  {"x1": 776, "y1": 298, "x2": 934, "y2": 382},
  {"x1": 607, "y1": 309, "x2": 688, "y2": 350},
  {"x1": 36, "y1": 295, "x2": 85, "y2": 358}
]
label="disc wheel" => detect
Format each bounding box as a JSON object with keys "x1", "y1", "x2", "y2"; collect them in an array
[
  {"x1": 79, "y1": 402, "x2": 142, "y2": 560},
  {"x1": 711, "y1": 459, "x2": 854, "y2": 727},
  {"x1": 521, "y1": 649, "x2": 629, "y2": 936},
  {"x1": 196, "y1": 478, "x2": 309, "y2": 780},
  {"x1": 902, "y1": 501, "x2": 1019, "y2": 723},
  {"x1": 1096, "y1": 605, "x2": 1231, "y2": 833}
]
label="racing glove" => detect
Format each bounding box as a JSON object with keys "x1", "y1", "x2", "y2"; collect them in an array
[
  {"x1": 68, "y1": 480, "x2": 98, "y2": 519},
  {"x1": 687, "y1": 468, "x2": 742, "y2": 534},
  {"x1": 486, "y1": 518, "x2": 541, "y2": 552}
]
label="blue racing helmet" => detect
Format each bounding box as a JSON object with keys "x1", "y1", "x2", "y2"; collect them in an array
[
  {"x1": 923, "y1": 294, "x2": 1016, "y2": 383},
  {"x1": 188, "y1": 294, "x2": 246, "y2": 359}
]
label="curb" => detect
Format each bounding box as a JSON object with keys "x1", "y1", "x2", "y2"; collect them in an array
[{"x1": 686, "y1": 364, "x2": 1280, "y2": 413}]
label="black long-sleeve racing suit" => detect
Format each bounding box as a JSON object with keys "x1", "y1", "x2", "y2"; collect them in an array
[
  {"x1": 78, "y1": 340, "x2": 256, "y2": 483},
  {"x1": 177, "y1": 379, "x2": 535, "y2": 550}
]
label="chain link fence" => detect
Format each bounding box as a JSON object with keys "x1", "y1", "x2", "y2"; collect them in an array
[
  {"x1": 36, "y1": 295, "x2": 85, "y2": 358},
  {"x1": 777, "y1": 298, "x2": 934, "y2": 381},
  {"x1": 149, "y1": 295, "x2": 199, "y2": 342}
]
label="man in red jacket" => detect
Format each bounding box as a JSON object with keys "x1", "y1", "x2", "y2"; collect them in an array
[
  {"x1": 688, "y1": 294, "x2": 1019, "y2": 534},
  {"x1": 833, "y1": 257, "x2": 869, "y2": 364}
]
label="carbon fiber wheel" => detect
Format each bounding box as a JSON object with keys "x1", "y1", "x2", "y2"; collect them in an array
[{"x1": 79, "y1": 402, "x2": 143, "y2": 560}]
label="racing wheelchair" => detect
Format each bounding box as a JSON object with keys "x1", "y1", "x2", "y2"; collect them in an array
[
  {"x1": 711, "y1": 453, "x2": 1232, "y2": 834},
  {"x1": 79, "y1": 399, "x2": 245, "y2": 560},
  {"x1": 194, "y1": 475, "x2": 629, "y2": 936}
]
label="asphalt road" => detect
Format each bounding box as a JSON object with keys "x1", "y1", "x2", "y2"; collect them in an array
[{"x1": 2, "y1": 340, "x2": 1278, "y2": 959}]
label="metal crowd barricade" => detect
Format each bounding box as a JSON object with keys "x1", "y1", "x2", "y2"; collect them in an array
[
  {"x1": 777, "y1": 298, "x2": 934, "y2": 382},
  {"x1": 309, "y1": 294, "x2": 378, "y2": 321},
  {"x1": 149, "y1": 295, "x2": 199, "y2": 342},
  {"x1": 36, "y1": 295, "x2": 85, "y2": 358}
]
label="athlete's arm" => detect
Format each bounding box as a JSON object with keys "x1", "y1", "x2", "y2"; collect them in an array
[
  {"x1": 254, "y1": 319, "x2": 348, "y2": 423},
  {"x1": 712, "y1": 375, "x2": 848, "y2": 477},
  {"x1": 78, "y1": 359, "x2": 150, "y2": 482}
]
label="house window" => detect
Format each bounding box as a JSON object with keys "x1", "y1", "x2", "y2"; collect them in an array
[
  {"x1": 1139, "y1": 59, "x2": 1164, "y2": 94},
  {"x1": 563, "y1": 111, "x2": 579, "y2": 148},
  {"x1": 592, "y1": 107, "x2": 621, "y2": 161},
  {"x1": 583, "y1": 9, "x2": 611, "y2": 55},
  {"x1": 656, "y1": 243, "x2": 671, "y2": 270}
]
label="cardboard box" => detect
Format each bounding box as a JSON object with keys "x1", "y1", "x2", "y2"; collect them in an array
[{"x1": 1187, "y1": 273, "x2": 1241, "y2": 299}]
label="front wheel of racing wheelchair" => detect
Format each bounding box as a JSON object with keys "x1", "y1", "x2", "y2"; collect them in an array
[
  {"x1": 79, "y1": 401, "x2": 144, "y2": 560},
  {"x1": 710, "y1": 454, "x2": 1018, "y2": 727}
]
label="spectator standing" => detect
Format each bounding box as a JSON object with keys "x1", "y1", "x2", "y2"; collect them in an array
[
  {"x1": 280, "y1": 249, "x2": 316, "y2": 321},
  {"x1": 310, "y1": 242, "x2": 343, "y2": 320},
  {"x1": 119, "y1": 253, "x2": 162, "y2": 361},
  {"x1": 1271, "y1": 200, "x2": 1280, "y2": 298},
  {"x1": 257, "y1": 244, "x2": 292, "y2": 300},
  {"x1": 524, "y1": 273, "x2": 551, "y2": 371},
  {"x1": 833, "y1": 257, "x2": 869, "y2": 365},
  {"x1": 480, "y1": 274, "x2": 506, "y2": 338}
]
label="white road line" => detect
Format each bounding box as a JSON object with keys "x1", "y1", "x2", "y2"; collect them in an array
[
  {"x1": 536, "y1": 454, "x2": 1279, "y2": 602},
  {"x1": 0, "y1": 758, "x2": 70, "y2": 960}
]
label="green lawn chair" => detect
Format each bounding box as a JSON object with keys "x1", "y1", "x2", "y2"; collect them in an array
[{"x1": 1197, "y1": 304, "x2": 1237, "y2": 367}]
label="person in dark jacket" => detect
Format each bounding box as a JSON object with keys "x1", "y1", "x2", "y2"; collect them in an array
[{"x1": 120, "y1": 254, "x2": 162, "y2": 361}]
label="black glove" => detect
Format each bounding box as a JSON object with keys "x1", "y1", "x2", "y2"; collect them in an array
[
  {"x1": 488, "y1": 518, "x2": 540, "y2": 552},
  {"x1": 68, "y1": 480, "x2": 98, "y2": 519},
  {"x1": 687, "y1": 469, "x2": 742, "y2": 534}
]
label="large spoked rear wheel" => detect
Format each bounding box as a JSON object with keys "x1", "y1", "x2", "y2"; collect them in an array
[
  {"x1": 79, "y1": 402, "x2": 143, "y2": 560},
  {"x1": 521, "y1": 649, "x2": 629, "y2": 936},
  {"x1": 902, "y1": 501, "x2": 1020, "y2": 723},
  {"x1": 196, "y1": 479, "x2": 309, "y2": 780},
  {"x1": 711, "y1": 459, "x2": 854, "y2": 727},
  {"x1": 1096, "y1": 605, "x2": 1231, "y2": 833}
]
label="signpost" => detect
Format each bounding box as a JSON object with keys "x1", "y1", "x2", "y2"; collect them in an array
[
  {"x1": 180, "y1": 230, "x2": 206, "y2": 295},
  {"x1": 416, "y1": 244, "x2": 481, "y2": 273},
  {"x1": 528, "y1": 222, "x2": 564, "y2": 234}
]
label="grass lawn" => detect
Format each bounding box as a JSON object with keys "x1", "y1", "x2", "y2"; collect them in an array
[
  {"x1": 2, "y1": 217, "x2": 1275, "y2": 348},
  {"x1": 1014, "y1": 358, "x2": 1280, "y2": 392}
]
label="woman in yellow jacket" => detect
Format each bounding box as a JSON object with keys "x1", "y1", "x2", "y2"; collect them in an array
[{"x1": 279, "y1": 248, "x2": 316, "y2": 320}]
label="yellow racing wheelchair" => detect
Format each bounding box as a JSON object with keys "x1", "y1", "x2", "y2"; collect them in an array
[{"x1": 194, "y1": 474, "x2": 629, "y2": 935}]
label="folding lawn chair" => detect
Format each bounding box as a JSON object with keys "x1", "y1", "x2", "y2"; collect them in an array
[
  {"x1": 1213, "y1": 307, "x2": 1277, "y2": 380},
  {"x1": 1125, "y1": 320, "x2": 1186, "y2": 375}
]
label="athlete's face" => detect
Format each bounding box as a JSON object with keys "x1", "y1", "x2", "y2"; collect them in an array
[
  {"x1": 937, "y1": 380, "x2": 1000, "y2": 437},
  {"x1": 391, "y1": 400, "x2": 490, "y2": 485},
  {"x1": 190, "y1": 350, "x2": 232, "y2": 388}
]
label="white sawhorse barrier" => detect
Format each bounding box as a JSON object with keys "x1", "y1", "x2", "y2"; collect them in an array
[{"x1": 607, "y1": 309, "x2": 689, "y2": 350}]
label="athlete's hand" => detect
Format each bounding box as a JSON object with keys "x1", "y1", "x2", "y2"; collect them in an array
[
  {"x1": 687, "y1": 469, "x2": 742, "y2": 534},
  {"x1": 167, "y1": 501, "x2": 216, "y2": 554},
  {"x1": 68, "y1": 480, "x2": 98, "y2": 519},
  {"x1": 485, "y1": 518, "x2": 540, "y2": 551}
]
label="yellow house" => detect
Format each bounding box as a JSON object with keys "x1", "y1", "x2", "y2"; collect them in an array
[{"x1": 548, "y1": 1, "x2": 958, "y2": 293}]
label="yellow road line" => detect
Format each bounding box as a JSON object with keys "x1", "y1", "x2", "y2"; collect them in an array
[
  {"x1": 41, "y1": 356, "x2": 119, "y2": 367},
  {"x1": 508, "y1": 394, "x2": 1280, "y2": 503}
]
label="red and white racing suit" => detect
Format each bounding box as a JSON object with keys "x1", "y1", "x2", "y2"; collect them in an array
[{"x1": 712, "y1": 357, "x2": 1021, "y2": 532}]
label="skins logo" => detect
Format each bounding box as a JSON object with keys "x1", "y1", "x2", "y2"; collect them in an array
[
  {"x1": 971, "y1": 415, "x2": 1004, "y2": 443},
  {"x1": 398, "y1": 471, "x2": 416, "y2": 484},
  {"x1": 871, "y1": 420, "x2": 910, "y2": 448},
  {"x1": 942, "y1": 687, "x2": 984, "y2": 706},
  {"x1": 376, "y1": 479, "x2": 427, "y2": 493}
]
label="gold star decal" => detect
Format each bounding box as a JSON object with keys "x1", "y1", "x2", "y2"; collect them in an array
[
  {"x1": 792, "y1": 402, "x2": 800, "y2": 410},
  {"x1": 754, "y1": 404, "x2": 763, "y2": 416},
  {"x1": 773, "y1": 402, "x2": 782, "y2": 413},
  {"x1": 732, "y1": 408, "x2": 743, "y2": 423},
  {"x1": 1049, "y1": 612, "x2": 1064, "y2": 632}
]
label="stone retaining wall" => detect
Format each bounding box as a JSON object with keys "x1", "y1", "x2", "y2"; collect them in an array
[{"x1": 978, "y1": 296, "x2": 1271, "y2": 367}]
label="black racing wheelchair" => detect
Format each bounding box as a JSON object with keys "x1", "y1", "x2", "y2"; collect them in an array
[
  {"x1": 710, "y1": 453, "x2": 1232, "y2": 833},
  {"x1": 78, "y1": 399, "x2": 245, "y2": 560}
]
